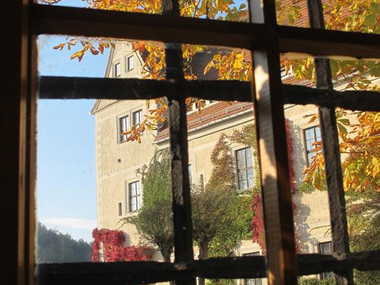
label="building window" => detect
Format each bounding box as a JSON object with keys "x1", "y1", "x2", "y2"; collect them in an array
[
  {"x1": 319, "y1": 241, "x2": 333, "y2": 280},
  {"x1": 128, "y1": 181, "x2": 141, "y2": 213},
  {"x1": 118, "y1": 202, "x2": 122, "y2": 216},
  {"x1": 127, "y1": 55, "x2": 134, "y2": 71},
  {"x1": 115, "y1": 62, "x2": 121, "y2": 77},
  {"x1": 119, "y1": 115, "x2": 129, "y2": 143},
  {"x1": 236, "y1": 147, "x2": 254, "y2": 190},
  {"x1": 304, "y1": 126, "x2": 321, "y2": 166},
  {"x1": 243, "y1": 252, "x2": 262, "y2": 285},
  {"x1": 133, "y1": 110, "x2": 142, "y2": 126}
]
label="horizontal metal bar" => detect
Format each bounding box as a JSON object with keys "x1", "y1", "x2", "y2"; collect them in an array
[
  {"x1": 38, "y1": 76, "x2": 252, "y2": 101},
  {"x1": 283, "y1": 84, "x2": 380, "y2": 111},
  {"x1": 31, "y1": 4, "x2": 263, "y2": 50},
  {"x1": 37, "y1": 250, "x2": 380, "y2": 285},
  {"x1": 277, "y1": 25, "x2": 380, "y2": 59},
  {"x1": 39, "y1": 76, "x2": 380, "y2": 111},
  {"x1": 31, "y1": 5, "x2": 380, "y2": 59}
]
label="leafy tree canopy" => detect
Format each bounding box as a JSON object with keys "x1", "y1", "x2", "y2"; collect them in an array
[
  {"x1": 122, "y1": 148, "x2": 174, "y2": 262},
  {"x1": 37, "y1": 222, "x2": 92, "y2": 263}
]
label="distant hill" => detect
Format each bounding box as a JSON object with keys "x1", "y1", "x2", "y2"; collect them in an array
[{"x1": 37, "y1": 222, "x2": 92, "y2": 263}]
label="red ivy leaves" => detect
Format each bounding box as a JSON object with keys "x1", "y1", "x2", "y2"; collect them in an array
[
  {"x1": 251, "y1": 120, "x2": 296, "y2": 252},
  {"x1": 92, "y1": 228, "x2": 153, "y2": 262},
  {"x1": 251, "y1": 194, "x2": 265, "y2": 253}
]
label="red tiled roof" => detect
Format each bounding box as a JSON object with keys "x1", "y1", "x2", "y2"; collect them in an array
[
  {"x1": 154, "y1": 70, "x2": 315, "y2": 143},
  {"x1": 155, "y1": 101, "x2": 253, "y2": 142}
]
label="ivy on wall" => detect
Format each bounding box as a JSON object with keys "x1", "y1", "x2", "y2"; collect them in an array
[
  {"x1": 91, "y1": 228, "x2": 153, "y2": 262},
  {"x1": 210, "y1": 121, "x2": 296, "y2": 253}
]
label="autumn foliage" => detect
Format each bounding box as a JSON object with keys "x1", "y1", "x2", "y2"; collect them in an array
[
  {"x1": 303, "y1": 111, "x2": 380, "y2": 192},
  {"x1": 91, "y1": 228, "x2": 153, "y2": 262}
]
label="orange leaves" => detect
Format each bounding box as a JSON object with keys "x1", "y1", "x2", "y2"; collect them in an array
[
  {"x1": 302, "y1": 111, "x2": 380, "y2": 192},
  {"x1": 54, "y1": 39, "x2": 77, "y2": 51},
  {"x1": 54, "y1": 38, "x2": 112, "y2": 61}
]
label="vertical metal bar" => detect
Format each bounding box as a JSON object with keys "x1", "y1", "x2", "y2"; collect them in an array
[
  {"x1": 306, "y1": 1, "x2": 353, "y2": 284},
  {"x1": 162, "y1": 0, "x2": 194, "y2": 274},
  {"x1": 250, "y1": 1, "x2": 297, "y2": 285}
]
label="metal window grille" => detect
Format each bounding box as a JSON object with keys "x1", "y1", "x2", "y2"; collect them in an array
[{"x1": 5, "y1": 0, "x2": 380, "y2": 285}]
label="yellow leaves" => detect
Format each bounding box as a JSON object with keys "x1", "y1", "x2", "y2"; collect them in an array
[
  {"x1": 303, "y1": 111, "x2": 380, "y2": 192},
  {"x1": 371, "y1": 158, "x2": 380, "y2": 178},
  {"x1": 233, "y1": 53, "x2": 243, "y2": 72},
  {"x1": 85, "y1": 0, "x2": 161, "y2": 14},
  {"x1": 71, "y1": 50, "x2": 85, "y2": 61},
  {"x1": 203, "y1": 49, "x2": 250, "y2": 81}
]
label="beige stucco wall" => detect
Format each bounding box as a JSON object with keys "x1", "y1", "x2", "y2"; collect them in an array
[
  {"x1": 94, "y1": 100, "x2": 333, "y2": 258},
  {"x1": 95, "y1": 98, "x2": 158, "y2": 245},
  {"x1": 93, "y1": 43, "x2": 380, "y2": 259}
]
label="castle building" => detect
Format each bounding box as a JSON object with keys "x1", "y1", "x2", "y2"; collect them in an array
[{"x1": 92, "y1": 41, "x2": 379, "y2": 283}]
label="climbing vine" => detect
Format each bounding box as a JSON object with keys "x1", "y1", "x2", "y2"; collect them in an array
[
  {"x1": 91, "y1": 228, "x2": 153, "y2": 262},
  {"x1": 209, "y1": 121, "x2": 296, "y2": 252}
]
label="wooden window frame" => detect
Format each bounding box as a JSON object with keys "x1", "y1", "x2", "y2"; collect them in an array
[{"x1": 4, "y1": 0, "x2": 380, "y2": 285}]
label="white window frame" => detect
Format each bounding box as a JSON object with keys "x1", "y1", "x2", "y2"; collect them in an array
[
  {"x1": 119, "y1": 115, "x2": 130, "y2": 143},
  {"x1": 127, "y1": 181, "x2": 142, "y2": 213},
  {"x1": 132, "y1": 109, "x2": 142, "y2": 126},
  {"x1": 236, "y1": 147, "x2": 254, "y2": 190},
  {"x1": 115, "y1": 62, "x2": 121, "y2": 77},
  {"x1": 304, "y1": 126, "x2": 321, "y2": 166},
  {"x1": 127, "y1": 55, "x2": 134, "y2": 71}
]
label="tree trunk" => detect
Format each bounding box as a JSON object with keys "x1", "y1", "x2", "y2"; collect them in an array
[
  {"x1": 162, "y1": 249, "x2": 176, "y2": 285},
  {"x1": 198, "y1": 240, "x2": 209, "y2": 285}
]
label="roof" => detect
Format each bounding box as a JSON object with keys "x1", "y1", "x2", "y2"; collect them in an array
[{"x1": 154, "y1": 101, "x2": 253, "y2": 142}]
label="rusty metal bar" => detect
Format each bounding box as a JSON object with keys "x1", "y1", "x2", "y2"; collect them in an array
[
  {"x1": 38, "y1": 76, "x2": 380, "y2": 111},
  {"x1": 162, "y1": 7, "x2": 194, "y2": 285},
  {"x1": 36, "y1": 250, "x2": 380, "y2": 285},
  {"x1": 30, "y1": 4, "x2": 380, "y2": 59},
  {"x1": 307, "y1": 1, "x2": 353, "y2": 284}
]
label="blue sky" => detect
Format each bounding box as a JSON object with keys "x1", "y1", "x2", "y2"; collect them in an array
[
  {"x1": 37, "y1": 0, "x2": 110, "y2": 242},
  {"x1": 36, "y1": 0, "x2": 248, "y2": 243}
]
